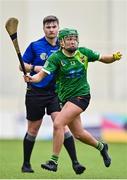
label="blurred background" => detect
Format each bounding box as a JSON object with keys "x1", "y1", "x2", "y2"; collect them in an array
[{"x1": 0, "y1": 0, "x2": 127, "y2": 142}]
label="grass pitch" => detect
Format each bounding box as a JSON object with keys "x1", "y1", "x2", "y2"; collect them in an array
[{"x1": 0, "y1": 139, "x2": 127, "y2": 179}]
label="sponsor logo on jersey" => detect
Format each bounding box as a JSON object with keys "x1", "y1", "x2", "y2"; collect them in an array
[
  {"x1": 66, "y1": 68, "x2": 84, "y2": 78},
  {"x1": 50, "y1": 50, "x2": 58, "y2": 53},
  {"x1": 61, "y1": 59, "x2": 67, "y2": 66},
  {"x1": 70, "y1": 61, "x2": 76, "y2": 65},
  {"x1": 61, "y1": 60, "x2": 76, "y2": 66}
]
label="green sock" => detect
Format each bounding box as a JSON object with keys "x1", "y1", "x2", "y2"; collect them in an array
[
  {"x1": 50, "y1": 154, "x2": 58, "y2": 164},
  {"x1": 96, "y1": 141, "x2": 104, "y2": 151}
]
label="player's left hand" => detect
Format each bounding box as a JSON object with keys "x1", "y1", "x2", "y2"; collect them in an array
[{"x1": 113, "y1": 52, "x2": 122, "y2": 61}]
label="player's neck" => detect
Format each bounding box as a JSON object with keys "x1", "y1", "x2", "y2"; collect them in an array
[
  {"x1": 62, "y1": 49, "x2": 76, "y2": 57},
  {"x1": 45, "y1": 37, "x2": 57, "y2": 46}
]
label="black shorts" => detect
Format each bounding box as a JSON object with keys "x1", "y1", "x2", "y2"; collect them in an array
[
  {"x1": 25, "y1": 87, "x2": 61, "y2": 121},
  {"x1": 67, "y1": 94, "x2": 91, "y2": 111}
]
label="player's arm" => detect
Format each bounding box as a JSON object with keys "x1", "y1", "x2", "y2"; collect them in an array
[
  {"x1": 24, "y1": 69, "x2": 48, "y2": 83},
  {"x1": 19, "y1": 62, "x2": 33, "y2": 73},
  {"x1": 99, "y1": 52, "x2": 122, "y2": 64},
  {"x1": 19, "y1": 43, "x2": 42, "y2": 73},
  {"x1": 19, "y1": 63, "x2": 42, "y2": 73},
  {"x1": 24, "y1": 53, "x2": 58, "y2": 83}
]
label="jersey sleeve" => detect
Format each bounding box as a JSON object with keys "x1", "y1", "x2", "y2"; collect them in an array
[
  {"x1": 80, "y1": 47, "x2": 101, "y2": 62},
  {"x1": 42, "y1": 53, "x2": 59, "y2": 74},
  {"x1": 22, "y1": 43, "x2": 35, "y2": 63},
  {"x1": 87, "y1": 49, "x2": 100, "y2": 62}
]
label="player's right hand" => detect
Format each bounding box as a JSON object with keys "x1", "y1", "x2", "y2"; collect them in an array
[{"x1": 23, "y1": 75, "x2": 32, "y2": 83}]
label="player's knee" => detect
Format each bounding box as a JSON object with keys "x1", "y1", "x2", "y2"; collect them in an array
[
  {"x1": 53, "y1": 119, "x2": 64, "y2": 131},
  {"x1": 28, "y1": 127, "x2": 39, "y2": 136},
  {"x1": 73, "y1": 131, "x2": 83, "y2": 140}
]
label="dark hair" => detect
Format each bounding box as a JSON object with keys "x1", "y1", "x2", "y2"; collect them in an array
[{"x1": 43, "y1": 15, "x2": 59, "y2": 26}]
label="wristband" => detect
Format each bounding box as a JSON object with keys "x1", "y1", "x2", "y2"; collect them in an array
[{"x1": 31, "y1": 65, "x2": 35, "y2": 72}]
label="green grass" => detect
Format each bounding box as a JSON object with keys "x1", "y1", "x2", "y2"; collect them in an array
[{"x1": 0, "y1": 139, "x2": 127, "y2": 179}]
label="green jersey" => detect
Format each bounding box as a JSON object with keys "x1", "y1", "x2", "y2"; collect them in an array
[{"x1": 43, "y1": 47, "x2": 100, "y2": 103}]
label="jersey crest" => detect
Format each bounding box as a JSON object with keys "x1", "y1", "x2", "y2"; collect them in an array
[
  {"x1": 40, "y1": 53, "x2": 48, "y2": 61},
  {"x1": 80, "y1": 55, "x2": 87, "y2": 63},
  {"x1": 75, "y1": 50, "x2": 88, "y2": 69}
]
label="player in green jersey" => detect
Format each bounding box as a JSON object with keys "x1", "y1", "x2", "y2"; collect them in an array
[{"x1": 24, "y1": 28, "x2": 122, "y2": 172}]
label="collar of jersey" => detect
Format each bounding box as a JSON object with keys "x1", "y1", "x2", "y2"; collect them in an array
[{"x1": 62, "y1": 49, "x2": 78, "y2": 57}]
